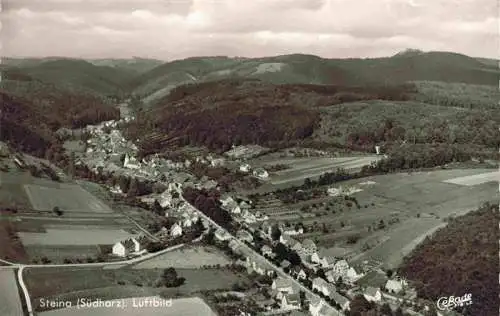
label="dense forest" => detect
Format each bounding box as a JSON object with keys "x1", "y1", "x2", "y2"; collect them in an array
[
  {"x1": 124, "y1": 79, "x2": 415, "y2": 153},
  {"x1": 0, "y1": 86, "x2": 119, "y2": 158},
  {"x1": 399, "y1": 202, "x2": 499, "y2": 316}
]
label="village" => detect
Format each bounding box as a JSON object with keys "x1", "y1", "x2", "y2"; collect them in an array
[{"x1": 54, "y1": 106, "x2": 453, "y2": 316}]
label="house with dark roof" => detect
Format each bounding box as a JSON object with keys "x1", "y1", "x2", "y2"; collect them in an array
[
  {"x1": 311, "y1": 248, "x2": 337, "y2": 268},
  {"x1": 301, "y1": 238, "x2": 317, "y2": 254},
  {"x1": 330, "y1": 291, "x2": 350, "y2": 311},
  {"x1": 312, "y1": 277, "x2": 336, "y2": 297}
]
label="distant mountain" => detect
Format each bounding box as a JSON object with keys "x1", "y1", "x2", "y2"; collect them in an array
[
  {"x1": 2, "y1": 58, "x2": 132, "y2": 97},
  {"x1": 3, "y1": 50, "x2": 498, "y2": 104},
  {"x1": 131, "y1": 50, "x2": 499, "y2": 105},
  {"x1": 85, "y1": 57, "x2": 164, "y2": 75}
]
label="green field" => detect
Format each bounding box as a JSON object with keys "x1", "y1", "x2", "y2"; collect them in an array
[{"x1": 26, "y1": 266, "x2": 245, "y2": 312}]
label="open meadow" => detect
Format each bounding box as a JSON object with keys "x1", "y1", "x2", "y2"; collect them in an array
[
  {"x1": 252, "y1": 168, "x2": 497, "y2": 267},
  {"x1": 19, "y1": 228, "x2": 138, "y2": 246},
  {"x1": 24, "y1": 183, "x2": 113, "y2": 213},
  {"x1": 38, "y1": 296, "x2": 217, "y2": 316},
  {"x1": 0, "y1": 169, "x2": 150, "y2": 263},
  {"x1": 343, "y1": 168, "x2": 498, "y2": 267},
  {"x1": 132, "y1": 246, "x2": 232, "y2": 269},
  {"x1": 0, "y1": 269, "x2": 24, "y2": 316},
  {"x1": 26, "y1": 266, "x2": 244, "y2": 312}
]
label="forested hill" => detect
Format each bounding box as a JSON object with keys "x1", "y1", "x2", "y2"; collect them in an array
[{"x1": 399, "y1": 202, "x2": 499, "y2": 316}]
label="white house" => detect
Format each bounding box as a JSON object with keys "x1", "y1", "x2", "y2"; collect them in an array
[
  {"x1": 123, "y1": 153, "x2": 140, "y2": 169},
  {"x1": 385, "y1": 278, "x2": 407, "y2": 294},
  {"x1": 253, "y1": 168, "x2": 269, "y2": 180},
  {"x1": 170, "y1": 223, "x2": 183, "y2": 237},
  {"x1": 112, "y1": 238, "x2": 136, "y2": 257},
  {"x1": 363, "y1": 286, "x2": 382, "y2": 303},
  {"x1": 345, "y1": 266, "x2": 364, "y2": 283},
  {"x1": 182, "y1": 218, "x2": 193, "y2": 228},
  {"x1": 281, "y1": 293, "x2": 301, "y2": 310},
  {"x1": 239, "y1": 163, "x2": 251, "y2": 173},
  {"x1": 283, "y1": 226, "x2": 304, "y2": 236}
]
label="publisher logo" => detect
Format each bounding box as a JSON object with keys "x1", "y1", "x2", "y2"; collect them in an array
[{"x1": 436, "y1": 293, "x2": 473, "y2": 311}]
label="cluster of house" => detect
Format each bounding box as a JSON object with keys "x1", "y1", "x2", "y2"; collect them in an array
[
  {"x1": 112, "y1": 235, "x2": 150, "y2": 257},
  {"x1": 270, "y1": 277, "x2": 342, "y2": 315},
  {"x1": 239, "y1": 163, "x2": 269, "y2": 180},
  {"x1": 254, "y1": 220, "x2": 418, "y2": 314},
  {"x1": 79, "y1": 120, "x2": 218, "y2": 191},
  {"x1": 219, "y1": 195, "x2": 269, "y2": 224}
]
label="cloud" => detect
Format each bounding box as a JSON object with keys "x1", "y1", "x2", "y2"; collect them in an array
[{"x1": 1, "y1": 0, "x2": 497, "y2": 59}]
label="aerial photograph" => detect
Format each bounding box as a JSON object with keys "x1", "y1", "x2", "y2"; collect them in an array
[{"x1": 0, "y1": 0, "x2": 498, "y2": 315}]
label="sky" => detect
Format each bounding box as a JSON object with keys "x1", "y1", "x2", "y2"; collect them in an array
[{"x1": 1, "y1": 0, "x2": 498, "y2": 60}]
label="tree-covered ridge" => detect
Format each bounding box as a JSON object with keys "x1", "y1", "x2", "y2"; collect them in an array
[
  {"x1": 399, "y1": 202, "x2": 499, "y2": 316},
  {"x1": 125, "y1": 79, "x2": 415, "y2": 154},
  {"x1": 316, "y1": 100, "x2": 500, "y2": 151}
]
